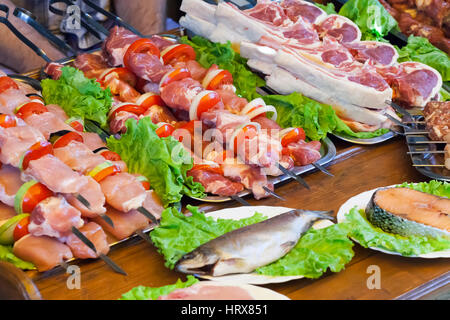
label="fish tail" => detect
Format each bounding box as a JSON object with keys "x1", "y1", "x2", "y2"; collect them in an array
[{"x1": 296, "y1": 209, "x2": 336, "y2": 222}]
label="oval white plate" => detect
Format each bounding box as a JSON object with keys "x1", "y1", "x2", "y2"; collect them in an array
[
  {"x1": 197, "y1": 205, "x2": 334, "y2": 285},
  {"x1": 337, "y1": 187, "x2": 450, "y2": 258}
]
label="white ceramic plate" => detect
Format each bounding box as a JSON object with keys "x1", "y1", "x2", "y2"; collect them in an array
[
  {"x1": 196, "y1": 205, "x2": 334, "y2": 285},
  {"x1": 336, "y1": 187, "x2": 450, "y2": 258}
]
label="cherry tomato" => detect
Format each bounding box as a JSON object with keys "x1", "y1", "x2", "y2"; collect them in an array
[
  {"x1": 233, "y1": 124, "x2": 258, "y2": 151},
  {"x1": 138, "y1": 94, "x2": 164, "y2": 109},
  {"x1": 89, "y1": 162, "x2": 121, "y2": 182},
  {"x1": 109, "y1": 103, "x2": 147, "y2": 119}
]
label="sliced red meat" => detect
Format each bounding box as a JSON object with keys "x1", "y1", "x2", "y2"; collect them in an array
[
  {"x1": 187, "y1": 168, "x2": 244, "y2": 196},
  {"x1": 281, "y1": 0, "x2": 326, "y2": 24},
  {"x1": 102, "y1": 26, "x2": 141, "y2": 66},
  {"x1": 44, "y1": 62, "x2": 64, "y2": 79},
  {"x1": 286, "y1": 140, "x2": 321, "y2": 166},
  {"x1": 109, "y1": 110, "x2": 139, "y2": 134},
  {"x1": 126, "y1": 53, "x2": 173, "y2": 83},
  {"x1": 141, "y1": 105, "x2": 177, "y2": 124},
  {"x1": 74, "y1": 53, "x2": 109, "y2": 79},
  {"x1": 160, "y1": 78, "x2": 204, "y2": 111}
]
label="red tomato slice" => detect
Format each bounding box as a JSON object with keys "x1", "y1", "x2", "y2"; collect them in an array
[
  {"x1": 20, "y1": 141, "x2": 53, "y2": 171},
  {"x1": 138, "y1": 94, "x2": 164, "y2": 109},
  {"x1": 100, "y1": 67, "x2": 137, "y2": 87},
  {"x1": 52, "y1": 132, "x2": 84, "y2": 149},
  {"x1": 196, "y1": 91, "x2": 221, "y2": 119},
  {"x1": 123, "y1": 39, "x2": 160, "y2": 70},
  {"x1": 0, "y1": 114, "x2": 16, "y2": 128},
  {"x1": 15, "y1": 102, "x2": 48, "y2": 120},
  {"x1": 160, "y1": 68, "x2": 191, "y2": 88},
  {"x1": 206, "y1": 70, "x2": 233, "y2": 90},
  {"x1": 13, "y1": 216, "x2": 30, "y2": 242},
  {"x1": 162, "y1": 44, "x2": 196, "y2": 65},
  {"x1": 22, "y1": 182, "x2": 53, "y2": 213},
  {"x1": 68, "y1": 120, "x2": 84, "y2": 132},
  {"x1": 0, "y1": 77, "x2": 19, "y2": 94},
  {"x1": 99, "y1": 150, "x2": 122, "y2": 161},
  {"x1": 281, "y1": 128, "x2": 306, "y2": 147},
  {"x1": 109, "y1": 103, "x2": 147, "y2": 119},
  {"x1": 155, "y1": 123, "x2": 175, "y2": 138}
]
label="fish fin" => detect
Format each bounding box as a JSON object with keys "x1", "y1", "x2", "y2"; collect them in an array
[{"x1": 280, "y1": 241, "x2": 297, "y2": 253}]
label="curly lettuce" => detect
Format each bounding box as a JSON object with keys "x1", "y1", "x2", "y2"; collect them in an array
[
  {"x1": 106, "y1": 118, "x2": 205, "y2": 207},
  {"x1": 0, "y1": 245, "x2": 35, "y2": 270},
  {"x1": 263, "y1": 92, "x2": 389, "y2": 141},
  {"x1": 41, "y1": 66, "x2": 112, "y2": 128},
  {"x1": 119, "y1": 276, "x2": 199, "y2": 300},
  {"x1": 180, "y1": 36, "x2": 265, "y2": 102}
]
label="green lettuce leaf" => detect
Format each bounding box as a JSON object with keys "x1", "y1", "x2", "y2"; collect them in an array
[
  {"x1": 255, "y1": 223, "x2": 354, "y2": 279},
  {"x1": 316, "y1": 3, "x2": 337, "y2": 15},
  {"x1": 41, "y1": 66, "x2": 112, "y2": 128},
  {"x1": 344, "y1": 181, "x2": 450, "y2": 256},
  {"x1": 396, "y1": 36, "x2": 450, "y2": 82},
  {"x1": 338, "y1": 0, "x2": 398, "y2": 41},
  {"x1": 106, "y1": 118, "x2": 205, "y2": 207},
  {"x1": 151, "y1": 205, "x2": 354, "y2": 278},
  {"x1": 179, "y1": 36, "x2": 265, "y2": 101},
  {"x1": 440, "y1": 88, "x2": 450, "y2": 102},
  {"x1": 119, "y1": 276, "x2": 199, "y2": 300},
  {"x1": 0, "y1": 245, "x2": 35, "y2": 270},
  {"x1": 262, "y1": 92, "x2": 389, "y2": 141}
]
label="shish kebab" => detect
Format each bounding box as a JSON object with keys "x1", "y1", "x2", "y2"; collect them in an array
[
  {"x1": 45, "y1": 27, "x2": 333, "y2": 201},
  {"x1": 0, "y1": 76, "x2": 164, "y2": 273}
]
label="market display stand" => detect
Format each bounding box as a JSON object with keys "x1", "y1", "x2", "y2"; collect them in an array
[{"x1": 26, "y1": 137, "x2": 450, "y2": 300}]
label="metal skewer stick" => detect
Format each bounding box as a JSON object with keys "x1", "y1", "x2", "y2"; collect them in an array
[
  {"x1": 81, "y1": 0, "x2": 144, "y2": 37},
  {"x1": 135, "y1": 229, "x2": 154, "y2": 245},
  {"x1": 137, "y1": 207, "x2": 159, "y2": 226},
  {"x1": 408, "y1": 140, "x2": 448, "y2": 144},
  {"x1": 262, "y1": 186, "x2": 286, "y2": 201},
  {"x1": 407, "y1": 150, "x2": 446, "y2": 154},
  {"x1": 277, "y1": 163, "x2": 310, "y2": 190},
  {"x1": 403, "y1": 131, "x2": 430, "y2": 135},
  {"x1": 231, "y1": 195, "x2": 251, "y2": 206},
  {"x1": 412, "y1": 164, "x2": 446, "y2": 167},
  {"x1": 71, "y1": 227, "x2": 127, "y2": 275},
  {"x1": 311, "y1": 162, "x2": 334, "y2": 177}
]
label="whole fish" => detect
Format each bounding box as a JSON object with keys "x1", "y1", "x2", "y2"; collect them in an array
[{"x1": 175, "y1": 209, "x2": 335, "y2": 277}]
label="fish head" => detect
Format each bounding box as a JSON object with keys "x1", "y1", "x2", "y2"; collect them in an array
[{"x1": 174, "y1": 247, "x2": 221, "y2": 275}]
